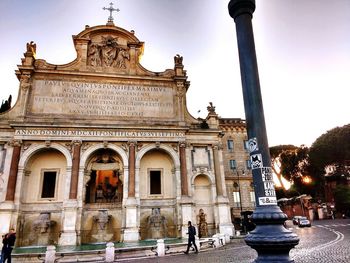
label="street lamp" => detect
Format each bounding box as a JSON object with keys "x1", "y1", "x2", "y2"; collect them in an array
[{"x1": 228, "y1": 1, "x2": 299, "y2": 262}]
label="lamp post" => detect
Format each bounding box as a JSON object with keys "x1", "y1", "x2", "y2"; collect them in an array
[
  {"x1": 228, "y1": 1, "x2": 299, "y2": 262},
  {"x1": 233, "y1": 167, "x2": 244, "y2": 214}
]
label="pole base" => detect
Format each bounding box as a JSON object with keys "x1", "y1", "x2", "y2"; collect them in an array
[{"x1": 245, "y1": 206, "x2": 299, "y2": 262}]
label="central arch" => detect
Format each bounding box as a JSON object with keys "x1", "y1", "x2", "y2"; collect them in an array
[{"x1": 79, "y1": 144, "x2": 128, "y2": 244}]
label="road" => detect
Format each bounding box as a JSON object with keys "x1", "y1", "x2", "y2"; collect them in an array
[{"x1": 120, "y1": 219, "x2": 350, "y2": 263}]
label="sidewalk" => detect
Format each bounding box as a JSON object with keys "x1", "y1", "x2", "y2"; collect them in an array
[{"x1": 12, "y1": 236, "x2": 246, "y2": 262}]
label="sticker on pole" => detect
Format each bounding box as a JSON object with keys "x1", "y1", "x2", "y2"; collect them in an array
[
  {"x1": 258, "y1": 196, "x2": 277, "y2": 205},
  {"x1": 263, "y1": 181, "x2": 275, "y2": 190},
  {"x1": 264, "y1": 189, "x2": 276, "y2": 196},
  {"x1": 250, "y1": 154, "x2": 263, "y2": 169},
  {"x1": 261, "y1": 167, "x2": 273, "y2": 181},
  {"x1": 247, "y1": 138, "x2": 258, "y2": 153}
]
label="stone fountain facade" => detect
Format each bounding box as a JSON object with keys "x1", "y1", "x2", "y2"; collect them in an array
[{"x1": 0, "y1": 19, "x2": 253, "y2": 248}]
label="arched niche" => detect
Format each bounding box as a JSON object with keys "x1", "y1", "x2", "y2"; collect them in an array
[
  {"x1": 193, "y1": 174, "x2": 215, "y2": 237},
  {"x1": 20, "y1": 146, "x2": 69, "y2": 203},
  {"x1": 84, "y1": 148, "x2": 124, "y2": 204}
]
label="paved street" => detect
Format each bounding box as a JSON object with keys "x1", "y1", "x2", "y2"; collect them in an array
[{"x1": 120, "y1": 219, "x2": 350, "y2": 263}]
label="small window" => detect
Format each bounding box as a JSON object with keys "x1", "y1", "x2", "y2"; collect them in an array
[
  {"x1": 227, "y1": 140, "x2": 234, "y2": 151},
  {"x1": 41, "y1": 170, "x2": 58, "y2": 199},
  {"x1": 250, "y1": 191, "x2": 256, "y2": 206},
  {"x1": 150, "y1": 170, "x2": 161, "y2": 195},
  {"x1": 243, "y1": 140, "x2": 248, "y2": 151},
  {"x1": 229, "y1": 160, "x2": 236, "y2": 170},
  {"x1": 233, "y1": 191, "x2": 241, "y2": 203},
  {"x1": 232, "y1": 191, "x2": 241, "y2": 207}
]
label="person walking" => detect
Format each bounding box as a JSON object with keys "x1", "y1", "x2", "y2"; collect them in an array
[
  {"x1": 184, "y1": 221, "x2": 198, "y2": 254},
  {"x1": 1, "y1": 228, "x2": 16, "y2": 263}
]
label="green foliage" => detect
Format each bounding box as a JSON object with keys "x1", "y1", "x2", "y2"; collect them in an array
[
  {"x1": 270, "y1": 144, "x2": 309, "y2": 181},
  {"x1": 309, "y1": 124, "x2": 350, "y2": 170},
  {"x1": 307, "y1": 124, "x2": 350, "y2": 201},
  {"x1": 334, "y1": 185, "x2": 350, "y2": 213},
  {"x1": 270, "y1": 145, "x2": 298, "y2": 158}
]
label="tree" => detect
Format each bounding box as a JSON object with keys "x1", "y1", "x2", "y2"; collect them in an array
[
  {"x1": 308, "y1": 124, "x2": 350, "y2": 201},
  {"x1": 334, "y1": 185, "x2": 350, "y2": 216},
  {"x1": 309, "y1": 124, "x2": 350, "y2": 176},
  {"x1": 310, "y1": 124, "x2": 350, "y2": 166},
  {"x1": 269, "y1": 145, "x2": 310, "y2": 197},
  {"x1": 0, "y1": 95, "x2": 12, "y2": 113}
]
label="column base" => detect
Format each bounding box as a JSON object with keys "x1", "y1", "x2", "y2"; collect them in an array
[
  {"x1": 219, "y1": 223, "x2": 235, "y2": 241},
  {"x1": 58, "y1": 231, "x2": 77, "y2": 246},
  {"x1": 180, "y1": 199, "x2": 193, "y2": 238},
  {"x1": 123, "y1": 228, "x2": 139, "y2": 242},
  {"x1": 124, "y1": 198, "x2": 139, "y2": 242},
  {"x1": 59, "y1": 206, "x2": 78, "y2": 246},
  {"x1": 216, "y1": 196, "x2": 234, "y2": 241}
]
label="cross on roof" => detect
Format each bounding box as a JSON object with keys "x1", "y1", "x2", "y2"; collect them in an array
[{"x1": 103, "y1": 2, "x2": 120, "y2": 25}]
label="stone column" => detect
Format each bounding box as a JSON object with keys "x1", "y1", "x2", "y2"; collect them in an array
[
  {"x1": 128, "y1": 141, "x2": 136, "y2": 198},
  {"x1": 179, "y1": 142, "x2": 193, "y2": 238},
  {"x1": 212, "y1": 144, "x2": 234, "y2": 238},
  {"x1": 123, "y1": 141, "x2": 139, "y2": 242},
  {"x1": 179, "y1": 142, "x2": 188, "y2": 196},
  {"x1": 60, "y1": 141, "x2": 80, "y2": 246},
  {"x1": 69, "y1": 141, "x2": 81, "y2": 199},
  {"x1": 212, "y1": 145, "x2": 223, "y2": 196},
  {"x1": 5, "y1": 140, "x2": 21, "y2": 201}
]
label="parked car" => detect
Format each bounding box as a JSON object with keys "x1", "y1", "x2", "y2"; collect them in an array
[
  {"x1": 298, "y1": 217, "x2": 311, "y2": 227},
  {"x1": 292, "y1": 216, "x2": 303, "y2": 225}
]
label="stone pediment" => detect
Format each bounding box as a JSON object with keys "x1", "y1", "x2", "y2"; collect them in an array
[
  {"x1": 5, "y1": 23, "x2": 196, "y2": 127},
  {"x1": 31, "y1": 25, "x2": 171, "y2": 77}
]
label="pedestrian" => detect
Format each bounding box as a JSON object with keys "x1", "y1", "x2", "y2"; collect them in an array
[
  {"x1": 184, "y1": 221, "x2": 198, "y2": 254},
  {"x1": 1, "y1": 228, "x2": 16, "y2": 263},
  {"x1": 331, "y1": 211, "x2": 335, "y2": 220}
]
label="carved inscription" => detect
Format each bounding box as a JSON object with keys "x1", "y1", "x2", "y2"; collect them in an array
[
  {"x1": 31, "y1": 80, "x2": 174, "y2": 118},
  {"x1": 14, "y1": 129, "x2": 186, "y2": 141}
]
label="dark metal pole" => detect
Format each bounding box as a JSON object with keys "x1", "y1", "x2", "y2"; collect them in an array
[{"x1": 228, "y1": 1, "x2": 299, "y2": 262}]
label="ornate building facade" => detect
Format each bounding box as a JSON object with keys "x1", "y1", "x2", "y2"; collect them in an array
[{"x1": 0, "y1": 21, "x2": 253, "y2": 247}]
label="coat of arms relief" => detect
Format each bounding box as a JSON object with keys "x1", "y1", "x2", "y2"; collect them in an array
[{"x1": 87, "y1": 36, "x2": 130, "y2": 69}]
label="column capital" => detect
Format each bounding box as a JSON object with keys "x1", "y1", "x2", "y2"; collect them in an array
[
  {"x1": 127, "y1": 140, "x2": 137, "y2": 147},
  {"x1": 72, "y1": 140, "x2": 82, "y2": 147},
  {"x1": 212, "y1": 143, "x2": 223, "y2": 151},
  {"x1": 7, "y1": 139, "x2": 22, "y2": 148},
  {"x1": 228, "y1": 0, "x2": 256, "y2": 20},
  {"x1": 178, "y1": 141, "x2": 187, "y2": 148}
]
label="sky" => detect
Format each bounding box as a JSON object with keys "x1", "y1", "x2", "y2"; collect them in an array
[{"x1": 0, "y1": 0, "x2": 349, "y2": 147}]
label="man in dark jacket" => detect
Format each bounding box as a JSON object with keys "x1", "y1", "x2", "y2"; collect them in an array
[
  {"x1": 1, "y1": 228, "x2": 16, "y2": 263},
  {"x1": 184, "y1": 221, "x2": 198, "y2": 254}
]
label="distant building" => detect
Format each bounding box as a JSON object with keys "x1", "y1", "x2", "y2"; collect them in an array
[
  {"x1": 219, "y1": 118, "x2": 255, "y2": 227},
  {"x1": 0, "y1": 21, "x2": 253, "y2": 247},
  {"x1": 324, "y1": 162, "x2": 350, "y2": 204}
]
